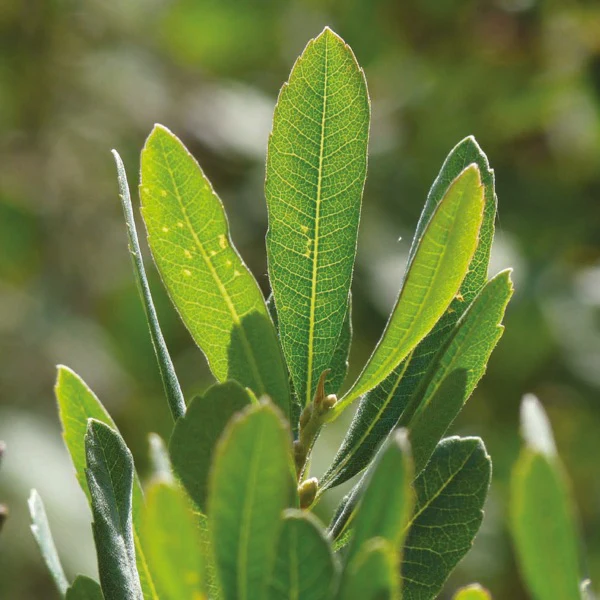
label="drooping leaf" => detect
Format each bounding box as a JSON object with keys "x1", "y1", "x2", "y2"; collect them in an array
[
  {"x1": 338, "y1": 538, "x2": 398, "y2": 600},
  {"x1": 265, "y1": 27, "x2": 369, "y2": 407},
  {"x1": 452, "y1": 584, "x2": 492, "y2": 600},
  {"x1": 85, "y1": 420, "x2": 143, "y2": 600},
  {"x1": 323, "y1": 137, "x2": 496, "y2": 486},
  {"x1": 28, "y1": 489, "x2": 69, "y2": 597},
  {"x1": 55, "y1": 366, "x2": 158, "y2": 600},
  {"x1": 140, "y1": 124, "x2": 290, "y2": 414},
  {"x1": 334, "y1": 163, "x2": 485, "y2": 415},
  {"x1": 208, "y1": 402, "x2": 295, "y2": 600},
  {"x1": 401, "y1": 437, "x2": 491, "y2": 600},
  {"x1": 345, "y1": 430, "x2": 414, "y2": 566},
  {"x1": 267, "y1": 510, "x2": 338, "y2": 600},
  {"x1": 169, "y1": 381, "x2": 251, "y2": 513},
  {"x1": 113, "y1": 149, "x2": 185, "y2": 421},
  {"x1": 66, "y1": 576, "x2": 105, "y2": 600},
  {"x1": 142, "y1": 480, "x2": 206, "y2": 600},
  {"x1": 511, "y1": 396, "x2": 581, "y2": 600}
]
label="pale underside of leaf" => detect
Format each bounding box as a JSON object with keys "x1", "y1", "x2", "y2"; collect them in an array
[{"x1": 266, "y1": 27, "x2": 369, "y2": 407}]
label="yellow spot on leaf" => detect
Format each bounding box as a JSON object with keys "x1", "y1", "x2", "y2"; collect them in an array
[
  {"x1": 218, "y1": 234, "x2": 227, "y2": 249},
  {"x1": 160, "y1": 189, "x2": 167, "y2": 197},
  {"x1": 233, "y1": 270, "x2": 241, "y2": 278},
  {"x1": 183, "y1": 269, "x2": 191, "y2": 277},
  {"x1": 162, "y1": 226, "x2": 169, "y2": 233},
  {"x1": 301, "y1": 225, "x2": 308, "y2": 233},
  {"x1": 184, "y1": 249, "x2": 192, "y2": 258},
  {"x1": 226, "y1": 260, "x2": 232, "y2": 267},
  {"x1": 177, "y1": 222, "x2": 184, "y2": 228}
]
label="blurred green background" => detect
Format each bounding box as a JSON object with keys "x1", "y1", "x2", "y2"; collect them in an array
[{"x1": 1, "y1": 0, "x2": 600, "y2": 598}]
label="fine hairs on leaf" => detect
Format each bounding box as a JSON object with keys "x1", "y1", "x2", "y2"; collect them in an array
[{"x1": 27, "y1": 25, "x2": 540, "y2": 600}]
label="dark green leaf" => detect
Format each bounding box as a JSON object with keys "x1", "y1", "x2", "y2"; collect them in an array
[
  {"x1": 140, "y1": 124, "x2": 290, "y2": 414},
  {"x1": 338, "y1": 538, "x2": 398, "y2": 600},
  {"x1": 208, "y1": 402, "x2": 295, "y2": 600},
  {"x1": 55, "y1": 367, "x2": 158, "y2": 600},
  {"x1": 334, "y1": 163, "x2": 485, "y2": 416},
  {"x1": 143, "y1": 481, "x2": 206, "y2": 600},
  {"x1": 401, "y1": 437, "x2": 491, "y2": 600},
  {"x1": 345, "y1": 430, "x2": 414, "y2": 566},
  {"x1": 66, "y1": 576, "x2": 104, "y2": 600},
  {"x1": 169, "y1": 381, "x2": 251, "y2": 513},
  {"x1": 268, "y1": 509, "x2": 338, "y2": 600},
  {"x1": 85, "y1": 420, "x2": 143, "y2": 600},
  {"x1": 266, "y1": 27, "x2": 369, "y2": 407},
  {"x1": 28, "y1": 489, "x2": 69, "y2": 596},
  {"x1": 511, "y1": 396, "x2": 581, "y2": 600},
  {"x1": 322, "y1": 137, "x2": 496, "y2": 488},
  {"x1": 113, "y1": 149, "x2": 185, "y2": 421}
]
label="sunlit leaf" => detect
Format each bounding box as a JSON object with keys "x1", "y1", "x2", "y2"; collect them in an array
[
  {"x1": 140, "y1": 124, "x2": 290, "y2": 414},
  {"x1": 323, "y1": 137, "x2": 496, "y2": 486},
  {"x1": 113, "y1": 149, "x2": 185, "y2": 421},
  {"x1": 335, "y1": 163, "x2": 485, "y2": 415},
  {"x1": 169, "y1": 381, "x2": 251, "y2": 513},
  {"x1": 208, "y1": 402, "x2": 295, "y2": 600},
  {"x1": 85, "y1": 420, "x2": 143, "y2": 600},
  {"x1": 143, "y1": 480, "x2": 206, "y2": 600},
  {"x1": 266, "y1": 27, "x2": 369, "y2": 407},
  {"x1": 511, "y1": 395, "x2": 581, "y2": 600},
  {"x1": 267, "y1": 510, "x2": 338, "y2": 600},
  {"x1": 402, "y1": 437, "x2": 491, "y2": 600},
  {"x1": 452, "y1": 584, "x2": 492, "y2": 600},
  {"x1": 55, "y1": 366, "x2": 158, "y2": 600},
  {"x1": 28, "y1": 489, "x2": 69, "y2": 597}
]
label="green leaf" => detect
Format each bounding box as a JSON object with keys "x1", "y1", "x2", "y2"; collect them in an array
[
  {"x1": 265, "y1": 27, "x2": 369, "y2": 407},
  {"x1": 55, "y1": 366, "x2": 158, "y2": 600},
  {"x1": 169, "y1": 381, "x2": 251, "y2": 513},
  {"x1": 208, "y1": 402, "x2": 295, "y2": 600},
  {"x1": 401, "y1": 437, "x2": 491, "y2": 600},
  {"x1": 112, "y1": 149, "x2": 185, "y2": 421},
  {"x1": 326, "y1": 296, "x2": 352, "y2": 397},
  {"x1": 335, "y1": 162, "x2": 485, "y2": 415},
  {"x1": 28, "y1": 489, "x2": 69, "y2": 597},
  {"x1": 511, "y1": 396, "x2": 581, "y2": 600},
  {"x1": 66, "y1": 576, "x2": 104, "y2": 600},
  {"x1": 406, "y1": 270, "x2": 513, "y2": 474},
  {"x1": 323, "y1": 137, "x2": 496, "y2": 486},
  {"x1": 142, "y1": 480, "x2": 206, "y2": 600},
  {"x1": 140, "y1": 124, "x2": 290, "y2": 415},
  {"x1": 452, "y1": 584, "x2": 492, "y2": 600},
  {"x1": 345, "y1": 430, "x2": 414, "y2": 566},
  {"x1": 147, "y1": 433, "x2": 173, "y2": 483},
  {"x1": 267, "y1": 509, "x2": 338, "y2": 600},
  {"x1": 338, "y1": 538, "x2": 398, "y2": 600},
  {"x1": 85, "y1": 420, "x2": 143, "y2": 600}
]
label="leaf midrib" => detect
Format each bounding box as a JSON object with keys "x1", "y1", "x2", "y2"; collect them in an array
[
  {"x1": 156, "y1": 134, "x2": 266, "y2": 396},
  {"x1": 305, "y1": 33, "x2": 330, "y2": 407}
]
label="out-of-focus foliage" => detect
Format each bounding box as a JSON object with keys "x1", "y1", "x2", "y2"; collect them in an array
[{"x1": 0, "y1": 1, "x2": 599, "y2": 598}]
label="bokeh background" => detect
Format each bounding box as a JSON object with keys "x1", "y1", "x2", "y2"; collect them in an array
[{"x1": 1, "y1": 0, "x2": 600, "y2": 597}]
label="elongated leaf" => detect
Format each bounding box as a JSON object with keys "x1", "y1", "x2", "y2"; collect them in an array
[
  {"x1": 85, "y1": 420, "x2": 143, "y2": 600},
  {"x1": 338, "y1": 538, "x2": 398, "y2": 600},
  {"x1": 324, "y1": 137, "x2": 496, "y2": 484},
  {"x1": 452, "y1": 584, "x2": 492, "y2": 600},
  {"x1": 327, "y1": 296, "x2": 352, "y2": 397},
  {"x1": 113, "y1": 149, "x2": 185, "y2": 421},
  {"x1": 268, "y1": 510, "x2": 338, "y2": 600},
  {"x1": 28, "y1": 489, "x2": 69, "y2": 596},
  {"x1": 169, "y1": 381, "x2": 251, "y2": 513},
  {"x1": 140, "y1": 124, "x2": 290, "y2": 414},
  {"x1": 511, "y1": 396, "x2": 581, "y2": 600},
  {"x1": 401, "y1": 437, "x2": 491, "y2": 600},
  {"x1": 335, "y1": 163, "x2": 485, "y2": 414},
  {"x1": 143, "y1": 481, "x2": 205, "y2": 600},
  {"x1": 147, "y1": 433, "x2": 173, "y2": 483},
  {"x1": 208, "y1": 402, "x2": 295, "y2": 600},
  {"x1": 265, "y1": 27, "x2": 369, "y2": 407},
  {"x1": 55, "y1": 366, "x2": 158, "y2": 600},
  {"x1": 346, "y1": 430, "x2": 413, "y2": 565},
  {"x1": 66, "y1": 576, "x2": 104, "y2": 600}
]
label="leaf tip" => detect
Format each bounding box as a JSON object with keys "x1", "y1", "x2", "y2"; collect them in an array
[{"x1": 520, "y1": 394, "x2": 556, "y2": 457}]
